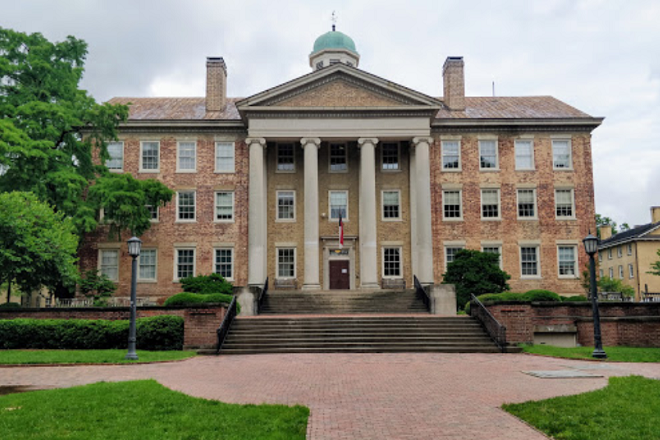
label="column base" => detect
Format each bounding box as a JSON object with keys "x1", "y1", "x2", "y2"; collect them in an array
[{"x1": 302, "y1": 284, "x2": 321, "y2": 291}]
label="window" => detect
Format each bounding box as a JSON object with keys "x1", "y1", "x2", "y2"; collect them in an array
[
  {"x1": 329, "y1": 191, "x2": 348, "y2": 220},
  {"x1": 552, "y1": 139, "x2": 572, "y2": 169},
  {"x1": 330, "y1": 143, "x2": 347, "y2": 172},
  {"x1": 445, "y1": 246, "x2": 464, "y2": 269},
  {"x1": 214, "y1": 248, "x2": 233, "y2": 280},
  {"x1": 627, "y1": 244, "x2": 633, "y2": 255},
  {"x1": 99, "y1": 249, "x2": 119, "y2": 281},
  {"x1": 609, "y1": 267, "x2": 614, "y2": 278},
  {"x1": 558, "y1": 246, "x2": 577, "y2": 277},
  {"x1": 482, "y1": 246, "x2": 502, "y2": 269},
  {"x1": 277, "y1": 191, "x2": 295, "y2": 221},
  {"x1": 599, "y1": 269, "x2": 604, "y2": 278},
  {"x1": 381, "y1": 143, "x2": 399, "y2": 170},
  {"x1": 177, "y1": 191, "x2": 196, "y2": 221},
  {"x1": 106, "y1": 141, "x2": 123, "y2": 171},
  {"x1": 618, "y1": 265, "x2": 624, "y2": 279},
  {"x1": 215, "y1": 142, "x2": 235, "y2": 173},
  {"x1": 316, "y1": 61, "x2": 324, "y2": 70},
  {"x1": 629, "y1": 264, "x2": 634, "y2": 279},
  {"x1": 176, "y1": 249, "x2": 195, "y2": 280},
  {"x1": 382, "y1": 190, "x2": 401, "y2": 220},
  {"x1": 138, "y1": 249, "x2": 157, "y2": 281},
  {"x1": 517, "y1": 189, "x2": 536, "y2": 218},
  {"x1": 555, "y1": 189, "x2": 574, "y2": 218},
  {"x1": 481, "y1": 189, "x2": 500, "y2": 219},
  {"x1": 598, "y1": 251, "x2": 603, "y2": 262},
  {"x1": 276, "y1": 143, "x2": 295, "y2": 172},
  {"x1": 277, "y1": 248, "x2": 296, "y2": 278},
  {"x1": 441, "y1": 140, "x2": 461, "y2": 170},
  {"x1": 520, "y1": 246, "x2": 539, "y2": 277},
  {"x1": 515, "y1": 140, "x2": 534, "y2": 170},
  {"x1": 140, "y1": 141, "x2": 159, "y2": 171},
  {"x1": 146, "y1": 205, "x2": 159, "y2": 222},
  {"x1": 443, "y1": 190, "x2": 462, "y2": 219},
  {"x1": 617, "y1": 246, "x2": 622, "y2": 258},
  {"x1": 215, "y1": 191, "x2": 234, "y2": 222},
  {"x1": 608, "y1": 249, "x2": 612, "y2": 259},
  {"x1": 479, "y1": 139, "x2": 498, "y2": 169},
  {"x1": 177, "y1": 141, "x2": 196, "y2": 171},
  {"x1": 383, "y1": 247, "x2": 402, "y2": 278}
]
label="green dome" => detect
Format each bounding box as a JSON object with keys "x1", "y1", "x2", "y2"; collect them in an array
[{"x1": 312, "y1": 31, "x2": 358, "y2": 55}]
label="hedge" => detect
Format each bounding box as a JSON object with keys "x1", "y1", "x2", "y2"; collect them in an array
[
  {"x1": 0, "y1": 315, "x2": 183, "y2": 350},
  {"x1": 164, "y1": 292, "x2": 240, "y2": 313},
  {"x1": 179, "y1": 273, "x2": 233, "y2": 295},
  {"x1": 0, "y1": 302, "x2": 21, "y2": 309}
]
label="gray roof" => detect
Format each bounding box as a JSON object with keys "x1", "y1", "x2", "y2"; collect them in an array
[{"x1": 599, "y1": 222, "x2": 660, "y2": 249}]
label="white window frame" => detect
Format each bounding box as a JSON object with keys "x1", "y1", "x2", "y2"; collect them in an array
[
  {"x1": 514, "y1": 139, "x2": 535, "y2": 170},
  {"x1": 328, "y1": 190, "x2": 349, "y2": 221},
  {"x1": 516, "y1": 188, "x2": 537, "y2": 220},
  {"x1": 520, "y1": 246, "x2": 541, "y2": 278},
  {"x1": 552, "y1": 139, "x2": 573, "y2": 170},
  {"x1": 599, "y1": 269, "x2": 604, "y2": 278},
  {"x1": 381, "y1": 190, "x2": 402, "y2": 221},
  {"x1": 480, "y1": 188, "x2": 501, "y2": 220},
  {"x1": 481, "y1": 245, "x2": 503, "y2": 269},
  {"x1": 617, "y1": 246, "x2": 622, "y2": 258},
  {"x1": 146, "y1": 205, "x2": 159, "y2": 223},
  {"x1": 174, "y1": 248, "x2": 196, "y2": 281},
  {"x1": 627, "y1": 244, "x2": 633, "y2": 256},
  {"x1": 176, "y1": 140, "x2": 197, "y2": 172},
  {"x1": 106, "y1": 141, "x2": 124, "y2": 172},
  {"x1": 139, "y1": 141, "x2": 160, "y2": 172},
  {"x1": 441, "y1": 140, "x2": 461, "y2": 171},
  {"x1": 214, "y1": 191, "x2": 235, "y2": 223},
  {"x1": 557, "y1": 245, "x2": 577, "y2": 278},
  {"x1": 381, "y1": 142, "x2": 400, "y2": 171},
  {"x1": 609, "y1": 267, "x2": 614, "y2": 278},
  {"x1": 214, "y1": 247, "x2": 234, "y2": 282},
  {"x1": 329, "y1": 143, "x2": 348, "y2": 173},
  {"x1": 176, "y1": 191, "x2": 196, "y2": 223},
  {"x1": 215, "y1": 141, "x2": 235, "y2": 173},
  {"x1": 444, "y1": 245, "x2": 465, "y2": 271},
  {"x1": 276, "y1": 190, "x2": 296, "y2": 222},
  {"x1": 137, "y1": 249, "x2": 158, "y2": 282},
  {"x1": 98, "y1": 249, "x2": 119, "y2": 282},
  {"x1": 276, "y1": 143, "x2": 296, "y2": 173},
  {"x1": 555, "y1": 188, "x2": 576, "y2": 219},
  {"x1": 442, "y1": 189, "x2": 462, "y2": 221},
  {"x1": 618, "y1": 265, "x2": 624, "y2": 280},
  {"x1": 598, "y1": 251, "x2": 602, "y2": 262},
  {"x1": 629, "y1": 264, "x2": 634, "y2": 279},
  {"x1": 276, "y1": 247, "x2": 296, "y2": 279},
  {"x1": 382, "y1": 246, "x2": 403, "y2": 279},
  {"x1": 478, "y1": 139, "x2": 499, "y2": 170},
  {"x1": 608, "y1": 249, "x2": 612, "y2": 260}
]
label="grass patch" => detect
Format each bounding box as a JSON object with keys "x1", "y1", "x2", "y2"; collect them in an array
[
  {"x1": 0, "y1": 349, "x2": 196, "y2": 365},
  {"x1": 504, "y1": 376, "x2": 660, "y2": 440},
  {"x1": 520, "y1": 344, "x2": 660, "y2": 362},
  {"x1": 0, "y1": 380, "x2": 308, "y2": 440}
]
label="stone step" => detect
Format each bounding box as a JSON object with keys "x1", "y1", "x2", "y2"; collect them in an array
[{"x1": 200, "y1": 346, "x2": 503, "y2": 355}]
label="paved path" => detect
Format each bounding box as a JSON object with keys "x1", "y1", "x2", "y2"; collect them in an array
[{"x1": 2, "y1": 353, "x2": 659, "y2": 439}]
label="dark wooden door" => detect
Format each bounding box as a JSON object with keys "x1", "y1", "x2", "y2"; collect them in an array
[{"x1": 329, "y1": 260, "x2": 350, "y2": 290}]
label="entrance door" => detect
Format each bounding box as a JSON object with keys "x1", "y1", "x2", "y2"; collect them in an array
[{"x1": 329, "y1": 260, "x2": 350, "y2": 290}]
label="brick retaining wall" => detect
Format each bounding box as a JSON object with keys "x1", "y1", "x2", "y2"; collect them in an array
[
  {"x1": 0, "y1": 305, "x2": 227, "y2": 349},
  {"x1": 487, "y1": 302, "x2": 660, "y2": 347}
]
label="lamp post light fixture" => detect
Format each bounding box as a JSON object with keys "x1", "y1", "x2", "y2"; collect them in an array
[
  {"x1": 125, "y1": 236, "x2": 142, "y2": 361},
  {"x1": 583, "y1": 232, "x2": 607, "y2": 359}
]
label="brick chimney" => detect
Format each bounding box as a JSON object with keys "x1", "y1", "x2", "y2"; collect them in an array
[
  {"x1": 443, "y1": 56, "x2": 466, "y2": 111},
  {"x1": 206, "y1": 57, "x2": 227, "y2": 112},
  {"x1": 652, "y1": 206, "x2": 660, "y2": 224},
  {"x1": 600, "y1": 225, "x2": 613, "y2": 240}
]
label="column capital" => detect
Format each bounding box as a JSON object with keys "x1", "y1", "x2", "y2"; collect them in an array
[
  {"x1": 246, "y1": 137, "x2": 266, "y2": 148},
  {"x1": 412, "y1": 137, "x2": 433, "y2": 147},
  {"x1": 300, "y1": 137, "x2": 321, "y2": 148},
  {"x1": 357, "y1": 137, "x2": 379, "y2": 148}
]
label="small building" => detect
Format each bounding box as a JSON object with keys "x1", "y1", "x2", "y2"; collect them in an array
[{"x1": 598, "y1": 207, "x2": 660, "y2": 300}]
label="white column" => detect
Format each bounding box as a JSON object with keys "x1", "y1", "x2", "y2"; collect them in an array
[
  {"x1": 301, "y1": 137, "x2": 321, "y2": 290},
  {"x1": 409, "y1": 145, "x2": 418, "y2": 277},
  {"x1": 358, "y1": 137, "x2": 379, "y2": 289},
  {"x1": 413, "y1": 137, "x2": 434, "y2": 285},
  {"x1": 247, "y1": 138, "x2": 267, "y2": 286}
]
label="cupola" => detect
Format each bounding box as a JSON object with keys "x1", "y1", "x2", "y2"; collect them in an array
[{"x1": 309, "y1": 26, "x2": 360, "y2": 70}]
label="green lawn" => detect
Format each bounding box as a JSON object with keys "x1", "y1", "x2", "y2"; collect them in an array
[
  {"x1": 519, "y1": 344, "x2": 660, "y2": 362},
  {"x1": 504, "y1": 376, "x2": 660, "y2": 440},
  {"x1": 0, "y1": 380, "x2": 309, "y2": 440},
  {"x1": 0, "y1": 349, "x2": 196, "y2": 365}
]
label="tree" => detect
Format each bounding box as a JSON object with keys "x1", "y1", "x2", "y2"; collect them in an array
[
  {"x1": 648, "y1": 249, "x2": 660, "y2": 277},
  {"x1": 442, "y1": 250, "x2": 511, "y2": 310},
  {"x1": 0, "y1": 192, "x2": 79, "y2": 302},
  {"x1": 595, "y1": 214, "x2": 630, "y2": 238},
  {"x1": 78, "y1": 269, "x2": 116, "y2": 306},
  {"x1": 598, "y1": 276, "x2": 634, "y2": 299}
]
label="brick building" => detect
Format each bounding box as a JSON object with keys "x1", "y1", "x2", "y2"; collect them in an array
[{"x1": 81, "y1": 28, "x2": 603, "y2": 303}]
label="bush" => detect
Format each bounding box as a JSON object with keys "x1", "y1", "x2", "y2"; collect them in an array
[
  {"x1": 0, "y1": 315, "x2": 183, "y2": 350},
  {"x1": 164, "y1": 292, "x2": 240, "y2": 313},
  {"x1": 78, "y1": 269, "x2": 116, "y2": 306},
  {"x1": 179, "y1": 273, "x2": 233, "y2": 295},
  {"x1": 477, "y1": 292, "x2": 526, "y2": 303},
  {"x1": 598, "y1": 276, "x2": 635, "y2": 298},
  {"x1": 563, "y1": 295, "x2": 588, "y2": 302},
  {"x1": 0, "y1": 302, "x2": 21, "y2": 309},
  {"x1": 523, "y1": 289, "x2": 562, "y2": 302}
]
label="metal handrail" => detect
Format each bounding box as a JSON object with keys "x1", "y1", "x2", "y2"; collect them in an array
[
  {"x1": 469, "y1": 293, "x2": 507, "y2": 353},
  {"x1": 215, "y1": 296, "x2": 237, "y2": 355},
  {"x1": 413, "y1": 275, "x2": 431, "y2": 312},
  {"x1": 256, "y1": 277, "x2": 268, "y2": 314}
]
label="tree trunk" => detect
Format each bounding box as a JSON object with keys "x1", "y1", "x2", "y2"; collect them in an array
[{"x1": 6, "y1": 279, "x2": 11, "y2": 303}]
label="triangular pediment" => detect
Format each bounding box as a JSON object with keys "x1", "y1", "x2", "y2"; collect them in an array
[{"x1": 273, "y1": 78, "x2": 404, "y2": 107}]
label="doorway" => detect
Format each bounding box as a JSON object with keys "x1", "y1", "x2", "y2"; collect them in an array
[{"x1": 329, "y1": 260, "x2": 350, "y2": 290}]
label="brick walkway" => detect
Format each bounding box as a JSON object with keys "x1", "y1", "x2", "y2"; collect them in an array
[{"x1": 2, "y1": 353, "x2": 659, "y2": 439}]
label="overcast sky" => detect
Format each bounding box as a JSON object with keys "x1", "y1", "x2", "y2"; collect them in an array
[{"x1": 3, "y1": 0, "x2": 659, "y2": 227}]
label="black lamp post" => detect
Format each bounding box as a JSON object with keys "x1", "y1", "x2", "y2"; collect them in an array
[
  {"x1": 583, "y1": 232, "x2": 607, "y2": 359},
  {"x1": 125, "y1": 236, "x2": 142, "y2": 360}
]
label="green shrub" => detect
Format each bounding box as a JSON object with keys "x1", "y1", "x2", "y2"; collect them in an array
[
  {"x1": 78, "y1": 269, "x2": 116, "y2": 306},
  {"x1": 0, "y1": 302, "x2": 21, "y2": 309},
  {"x1": 563, "y1": 295, "x2": 588, "y2": 302},
  {"x1": 523, "y1": 289, "x2": 562, "y2": 302},
  {"x1": 164, "y1": 292, "x2": 240, "y2": 313},
  {"x1": 477, "y1": 292, "x2": 526, "y2": 303},
  {"x1": 0, "y1": 315, "x2": 183, "y2": 350},
  {"x1": 598, "y1": 276, "x2": 635, "y2": 298},
  {"x1": 179, "y1": 273, "x2": 233, "y2": 295}
]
